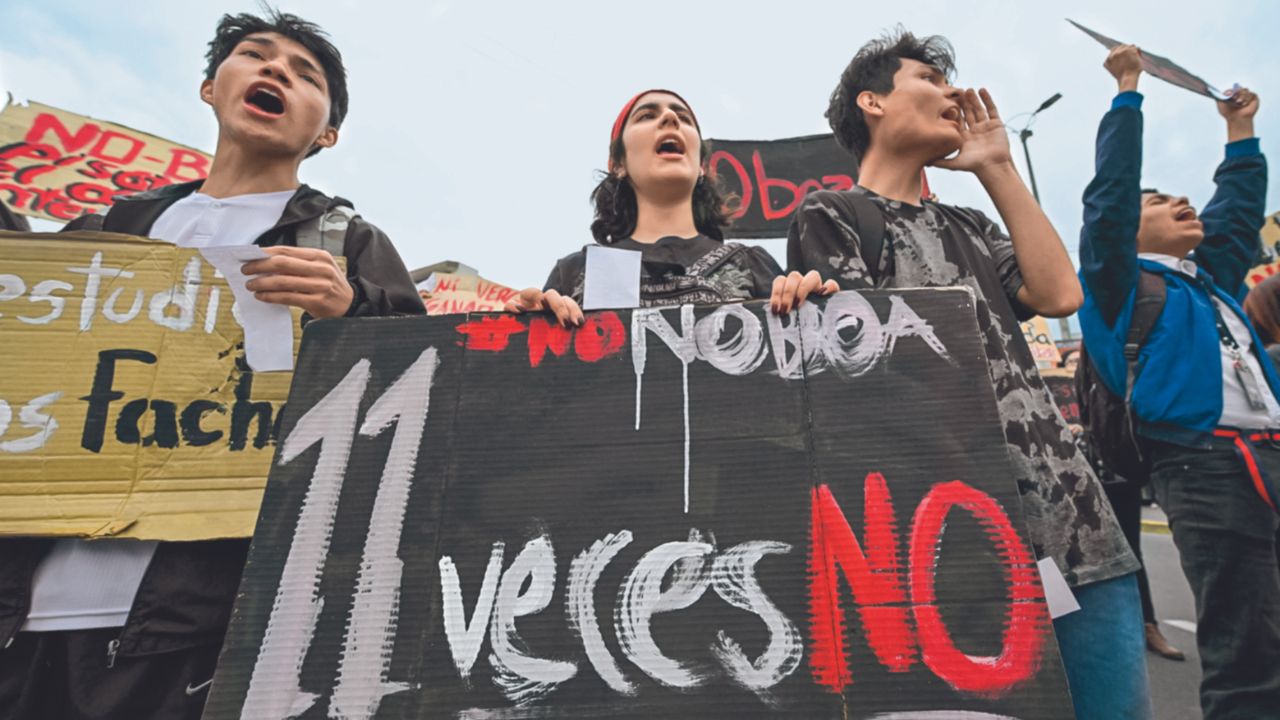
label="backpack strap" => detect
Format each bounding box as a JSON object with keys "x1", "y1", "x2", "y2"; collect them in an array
[
  {"x1": 848, "y1": 193, "x2": 887, "y2": 283},
  {"x1": 296, "y1": 205, "x2": 355, "y2": 256},
  {"x1": 824, "y1": 191, "x2": 887, "y2": 284},
  {"x1": 1122, "y1": 270, "x2": 1168, "y2": 404},
  {"x1": 686, "y1": 241, "x2": 749, "y2": 278}
]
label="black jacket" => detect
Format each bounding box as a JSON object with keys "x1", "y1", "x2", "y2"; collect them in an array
[{"x1": 0, "y1": 181, "x2": 423, "y2": 656}]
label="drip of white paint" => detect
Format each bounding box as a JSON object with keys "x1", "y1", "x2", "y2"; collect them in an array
[
  {"x1": 241, "y1": 360, "x2": 371, "y2": 720},
  {"x1": 330, "y1": 349, "x2": 440, "y2": 719},
  {"x1": 440, "y1": 543, "x2": 506, "y2": 681},
  {"x1": 566, "y1": 530, "x2": 636, "y2": 695},
  {"x1": 630, "y1": 307, "x2": 697, "y2": 513},
  {"x1": 614, "y1": 538, "x2": 713, "y2": 688},
  {"x1": 489, "y1": 535, "x2": 577, "y2": 705},
  {"x1": 709, "y1": 541, "x2": 802, "y2": 702},
  {"x1": 682, "y1": 361, "x2": 690, "y2": 514}
]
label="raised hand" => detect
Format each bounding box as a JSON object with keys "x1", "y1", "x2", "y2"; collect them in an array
[
  {"x1": 929, "y1": 88, "x2": 1012, "y2": 176},
  {"x1": 1219, "y1": 86, "x2": 1259, "y2": 142},
  {"x1": 1104, "y1": 44, "x2": 1142, "y2": 92}
]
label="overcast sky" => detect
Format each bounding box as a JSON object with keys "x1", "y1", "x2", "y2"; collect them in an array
[{"x1": 3, "y1": 0, "x2": 1277, "y2": 301}]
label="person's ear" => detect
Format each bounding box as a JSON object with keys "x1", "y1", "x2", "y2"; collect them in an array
[
  {"x1": 200, "y1": 78, "x2": 215, "y2": 108},
  {"x1": 313, "y1": 126, "x2": 339, "y2": 150},
  {"x1": 857, "y1": 90, "x2": 885, "y2": 119},
  {"x1": 608, "y1": 158, "x2": 627, "y2": 179}
]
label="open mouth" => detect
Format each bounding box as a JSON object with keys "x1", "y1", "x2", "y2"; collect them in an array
[
  {"x1": 1176, "y1": 207, "x2": 1198, "y2": 222},
  {"x1": 245, "y1": 84, "x2": 285, "y2": 116},
  {"x1": 941, "y1": 106, "x2": 962, "y2": 125},
  {"x1": 655, "y1": 135, "x2": 686, "y2": 157}
]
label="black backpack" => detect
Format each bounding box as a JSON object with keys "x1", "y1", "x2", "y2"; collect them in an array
[{"x1": 1076, "y1": 271, "x2": 1167, "y2": 482}]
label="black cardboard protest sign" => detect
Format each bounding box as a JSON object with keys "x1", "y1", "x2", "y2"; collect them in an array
[
  {"x1": 204, "y1": 290, "x2": 1073, "y2": 719},
  {"x1": 707, "y1": 134, "x2": 856, "y2": 239}
]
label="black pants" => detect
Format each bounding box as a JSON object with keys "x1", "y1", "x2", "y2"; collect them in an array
[
  {"x1": 0, "y1": 628, "x2": 219, "y2": 720},
  {"x1": 1102, "y1": 476, "x2": 1157, "y2": 623},
  {"x1": 1150, "y1": 439, "x2": 1280, "y2": 720}
]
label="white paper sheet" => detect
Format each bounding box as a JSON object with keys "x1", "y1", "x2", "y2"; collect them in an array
[
  {"x1": 199, "y1": 246, "x2": 295, "y2": 372},
  {"x1": 582, "y1": 246, "x2": 642, "y2": 311},
  {"x1": 1037, "y1": 556, "x2": 1081, "y2": 619}
]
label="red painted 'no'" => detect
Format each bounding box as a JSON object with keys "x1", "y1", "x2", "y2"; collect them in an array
[{"x1": 808, "y1": 474, "x2": 1049, "y2": 697}]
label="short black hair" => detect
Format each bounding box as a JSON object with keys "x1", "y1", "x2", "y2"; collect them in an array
[
  {"x1": 826, "y1": 27, "x2": 956, "y2": 162},
  {"x1": 204, "y1": 8, "x2": 348, "y2": 156},
  {"x1": 590, "y1": 137, "x2": 733, "y2": 244}
]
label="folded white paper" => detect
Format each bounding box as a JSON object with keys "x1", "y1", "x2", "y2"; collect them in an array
[
  {"x1": 199, "y1": 246, "x2": 295, "y2": 372},
  {"x1": 582, "y1": 246, "x2": 642, "y2": 311},
  {"x1": 1037, "y1": 556, "x2": 1081, "y2": 619}
]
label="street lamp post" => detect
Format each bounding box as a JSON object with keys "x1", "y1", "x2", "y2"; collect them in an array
[
  {"x1": 1013, "y1": 92, "x2": 1071, "y2": 340},
  {"x1": 1018, "y1": 92, "x2": 1061, "y2": 205}
]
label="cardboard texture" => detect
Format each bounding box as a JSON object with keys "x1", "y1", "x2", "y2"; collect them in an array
[
  {"x1": 420, "y1": 272, "x2": 518, "y2": 315},
  {"x1": 1245, "y1": 209, "x2": 1280, "y2": 288},
  {"x1": 206, "y1": 290, "x2": 1074, "y2": 719},
  {"x1": 0, "y1": 96, "x2": 211, "y2": 223},
  {"x1": 0, "y1": 231, "x2": 297, "y2": 540},
  {"x1": 1021, "y1": 316, "x2": 1062, "y2": 369},
  {"x1": 706, "y1": 134, "x2": 856, "y2": 239}
]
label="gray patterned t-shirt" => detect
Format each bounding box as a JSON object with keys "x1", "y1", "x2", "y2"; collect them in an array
[{"x1": 788, "y1": 187, "x2": 1139, "y2": 587}]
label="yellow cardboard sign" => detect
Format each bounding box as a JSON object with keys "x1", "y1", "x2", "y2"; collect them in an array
[
  {"x1": 421, "y1": 272, "x2": 518, "y2": 315},
  {"x1": 0, "y1": 96, "x2": 211, "y2": 223},
  {"x1": 0, "y1": 231, "x2": 294, "y2": 540},
  {"x1": 1246, "y1": 210, "x2": 1280, "y2": 288},
  {"x1": 1020, "y1": 316, "x2": 1061, "y2": 369}
]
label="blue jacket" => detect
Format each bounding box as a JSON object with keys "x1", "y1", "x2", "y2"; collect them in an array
[{"x1": 1078, "y1": 93, "x2": 1276, "y2": 447}]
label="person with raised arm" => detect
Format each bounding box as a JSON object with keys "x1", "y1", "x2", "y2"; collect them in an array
[{"x1": 1079, "y1": 43, "x2": 1277, "y2": 719}]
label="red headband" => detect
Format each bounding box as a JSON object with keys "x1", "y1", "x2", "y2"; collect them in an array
[{"x1": 609, "y1": 89, "x2": 700, "y2": 151}]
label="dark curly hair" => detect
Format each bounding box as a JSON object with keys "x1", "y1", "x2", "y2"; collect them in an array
[
  {"x1": 589, "y1": 137, "x2": 733, "y2": 244},
  {"x1": 826, "y1": 27, "x2": 955, "y2": 162},
  {"x1": 204, "y1": 7, "x2": 348, "y2": 157}
]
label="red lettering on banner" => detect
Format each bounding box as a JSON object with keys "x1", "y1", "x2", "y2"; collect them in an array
[
  {"x1": 528, "y1": 317, "x2": 574, "y2": 367},
  {"x1": 455, "y1": 316, "x2": 527, "y2": 352},
  {"x1": 527, "y1": 313, "x2": 627, "y2": 367},
  {"x1": 24, "y1": 113, "x2": 99, "y2": 153},
  {"x1": 90, "y1": 131, "x2": 144, "y2": 165},
  {"x1": 808, "y1": 477, "x2": 916, "y2": 693},
  {"x1": 822, "y1": 174, "x2": 855, "y2": 192},
  {"x1": 573, "y1": 313, "x2": 626, "y2": 362},
  {"x1": 709, "y1": 150, "x2": 752, "y2": 221},
  {"x1": 908, "y1": 481, "x2": 1047, "y2": 696},
  {"x1": 808, "y1": 476, "x2": 1047, "y2": 697},
  {"x1": 709, "y1": 147, "x2": 855, "y2": 225},
  {"x1": 163, "y1": 148, "x2": 210, "y2": 182}
]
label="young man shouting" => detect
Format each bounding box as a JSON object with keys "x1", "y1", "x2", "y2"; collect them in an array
[
  {"x1": 787, "y1": 30, "x2": 1149, "y2": 718},
  {"x1": 0, "y1": 10, "x2": 422, "y2": 719},
  {"x1": 1080, "y1": 44, "x2": 1277, "y2": 720}
]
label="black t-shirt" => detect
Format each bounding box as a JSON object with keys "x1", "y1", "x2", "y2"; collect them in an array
[
  {"x1": 788, "y1": 187, "x2": 1139, "y2": 588},
  {"x1": 543, "y1": 235, "x2": 782, "y2": 307}
]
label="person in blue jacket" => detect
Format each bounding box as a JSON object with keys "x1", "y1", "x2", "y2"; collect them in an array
[{"x1": 1078, "y1": 44, "x2": 1278, "y2": 720}]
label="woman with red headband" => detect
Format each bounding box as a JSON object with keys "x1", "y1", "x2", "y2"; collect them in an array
[{"x1": 506, "y1": 89, "x2": 835, "y2": 324}]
